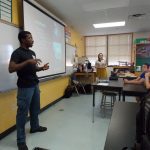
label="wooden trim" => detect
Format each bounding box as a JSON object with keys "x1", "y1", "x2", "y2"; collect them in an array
[{"x1": 0, "y1": 19, "x2": 20, "y2": 28}]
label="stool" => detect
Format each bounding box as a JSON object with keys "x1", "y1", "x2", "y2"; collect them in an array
[{"x1": 100, "y1": 91, "x2": 117, "y2": 108}]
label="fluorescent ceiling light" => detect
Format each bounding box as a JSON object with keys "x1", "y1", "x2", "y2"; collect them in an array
[{"x1": 93, "y1": 21, "x2": 125, "y2": 28}]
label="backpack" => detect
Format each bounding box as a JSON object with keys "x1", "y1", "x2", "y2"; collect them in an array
[
  {"x1": 63, "y1": 85, "x2": 73, "y2": 98},
  {"x1": 84, "y1": 84, "x2": 92, "y2": 94}
]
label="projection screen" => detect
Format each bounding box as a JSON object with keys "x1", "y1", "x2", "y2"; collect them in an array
[{"x1": 23, "y1": 0, "x2": 66, "y2": 78}]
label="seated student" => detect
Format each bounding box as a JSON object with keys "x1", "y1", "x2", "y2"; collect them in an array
[
  {"x1": 145, "y1": 71, "x2": 150, "y2": 89},
  {"x1": 124, "y1": 63, "x2": 149, "y2": 84},
  {"x1": 135, "y1": 77, "x2": 150, "y2": 150},
  {"x1": 77, "y1": 63, "x2": 84, "y2": 72},
  {"x1": 86, "y1": 60, "x2": 93, "y2": 72}
]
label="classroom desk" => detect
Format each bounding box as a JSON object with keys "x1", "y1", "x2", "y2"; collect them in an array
[
  {"x1": 92, "y1": 78, "x2": 123, "y2": 122},
  {"x1": 104, "y1": 102, "x2": 139, "y2": 150},
  {"x1": 113, "y1": 66, "x2": 131, "y2": 72},
  {"x1": 122, "y1": 83, "x2": 147, "y2": 101},
  {"x1": 118, "y1": 72, "x2": 137, "y2": 79},
  {"x1": 74, "y1": 72, "x2": 96, "y2": 84}
]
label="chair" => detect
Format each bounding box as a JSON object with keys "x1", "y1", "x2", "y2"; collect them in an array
[
  {"x1": 72, "y1": 80, "x2": 86, "y2": 95},
  {"x1": 100, "y1": 91, "x2": 117, "y2": 108},
  {"x1": 71, "y1": 72, "x2": 86, "y2": 95}
]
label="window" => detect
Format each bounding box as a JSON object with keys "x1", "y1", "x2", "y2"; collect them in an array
[
  {"x1": 85, "y1": 36, "x2": 107, "y2": 66},
  {"x1": 0, "y1": 0, "x2": 12, "y2": 22},
  {"x1": 85, "y1": 33, "x2": 132, "y2": 66},
  {"x1": 108, "y1": 34, "x2": 132, "y2": 65}
]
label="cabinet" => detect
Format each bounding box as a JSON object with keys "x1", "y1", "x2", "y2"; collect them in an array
[{"x1": 74, "y1": 72, "x2": 96, "y2": 84}]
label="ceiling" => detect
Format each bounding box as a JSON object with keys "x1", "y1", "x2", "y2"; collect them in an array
[{"x1": 35, "y1": 0, "x2": 150, "y2": 36}]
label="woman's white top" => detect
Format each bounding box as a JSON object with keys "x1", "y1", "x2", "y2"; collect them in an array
[{"x1": 95, "y1": 59, "x2": 106, "y2": 68}]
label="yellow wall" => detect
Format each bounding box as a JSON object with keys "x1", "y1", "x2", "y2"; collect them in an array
[
  {"x1": 69, "y1": 27, "x2": 85, "y2": 57},
  {"x1": 40, "y1": 77, "x2": 69, "y2": 108},
  {"x1": 12, "y1": 0, "x2": 23, "y2": 27},
  {"x1": 0, "y1": 76, "x2": 69, "y2": 133},
  {"x1": 0, "y1": 0, "x2": 82, "y2": 134},
  {"x1": 0, "y1": 90, "x2": 17, "y2": 133}
]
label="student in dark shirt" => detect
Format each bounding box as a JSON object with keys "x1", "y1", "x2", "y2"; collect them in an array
[
  {"x1": 9, "y1": 31, "x2": 49, "y2": 150},
  {"x1": 135, "y1": 71, "x2": 150, "y2": 150}
]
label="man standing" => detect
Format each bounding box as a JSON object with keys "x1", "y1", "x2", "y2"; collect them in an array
[{"x1": 9, "y1": 31, "x2": 49, "y2": 150}]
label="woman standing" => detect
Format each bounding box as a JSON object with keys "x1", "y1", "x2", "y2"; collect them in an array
[{"x1": 95, "y1": 53, "x2": 107, "y2": 79}]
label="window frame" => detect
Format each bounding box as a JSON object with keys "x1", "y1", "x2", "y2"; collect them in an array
[{"x1": 85, "y1": 33, "x2": 133, "y2": 67}]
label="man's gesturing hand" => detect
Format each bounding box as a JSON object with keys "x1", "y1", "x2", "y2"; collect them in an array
[
  {"x1": 42, "y1": 63, "x2": 49, "y2": 71},
  {"x1": 27, "y1": 59, "x2": 42, "y2": 65}
]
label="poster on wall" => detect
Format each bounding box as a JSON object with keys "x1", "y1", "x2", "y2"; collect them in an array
[{"x1": 136, "y1": 44, "x2": 150, "y2": 66}]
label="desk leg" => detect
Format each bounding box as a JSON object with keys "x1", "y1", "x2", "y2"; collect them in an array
[
  {"x1": 92, "y1": 88, "x2": 95, "y2": 123},
  {"x1": 123, "y1": 93, "x2": 125, "y2": 102},
  {"x1": 119, "y1": 90, "x2": 121, "y2": 101}
]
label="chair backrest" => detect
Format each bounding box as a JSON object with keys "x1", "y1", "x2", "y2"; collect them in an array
[
  {"x1": 142, "y1": 135, "x2": 150, "y2": 150},
  {"x1": 142, "y1": 99, "x2": 150, "y2": 149},
  {"x1": 145, "y1": 102, "x2": 150, "y2": 141},
  {"x1": 71, "y1": 73, "x2": 78, "y2": 84},
  {"x1": 72, "y1": 80, "x2": 79, "y2": 84},
  {"x1": 143, "y1": 93, "x2": 150, "y2": 136},
  {"x1": 137, "y1": 92, "x2": 150, "y2": 144}
]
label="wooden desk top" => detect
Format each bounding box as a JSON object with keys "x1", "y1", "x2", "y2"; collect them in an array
[
  {"x1": 118, "y1": 72, "x2": 137, "y2": 78},
  {"x1": 113, "y1": 66, "x2": 131, "y2": 69},
  {"x1": 74, "y1": 72, "x2": 96, "y2": 84},
  {"x1": 93, "y1": 78, "x2": 123, "y2": 89},
  {"x1": 123, "y1": 83, "x2": 147, "y2": 94},
  {"x1": 104, "y1": 102, "x2": 139, "y2": 150}
]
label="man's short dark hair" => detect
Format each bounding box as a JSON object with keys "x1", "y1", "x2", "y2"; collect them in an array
[{"x1": 18, "y1": 31, "x2": 31, "y2": 43}]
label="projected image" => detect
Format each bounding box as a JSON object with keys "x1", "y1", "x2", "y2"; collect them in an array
[
  {"x1": 54, "y1": 23, "x2": 59, "y2": 37},
  {"x1": 52, "y1": 42, "x2": 65, "y2": 72},
  {"x1": 53, "y1": 42, "x2": 62, "y2": 60},
  {"x1": 24, "y1": 0, "x2": 66, "y2": 77}
]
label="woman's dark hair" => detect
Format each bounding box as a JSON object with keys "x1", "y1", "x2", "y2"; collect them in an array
[
  {"x1": 18, "y1": 31, "x2": 31, "y2": 43},
  {"x1": 98, "y1": 53, "x2": 103, "y2": 61}
]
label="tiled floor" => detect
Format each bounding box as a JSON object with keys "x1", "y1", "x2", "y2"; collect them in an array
[{"x1": 0, "y1": 92, "x2": 136, "y2": 150}]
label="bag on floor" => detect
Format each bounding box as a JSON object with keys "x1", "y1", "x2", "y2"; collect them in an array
[
  {"x1": 84, "y1": 84, "x2": 92, "y2": 94},
  {"x1": 63, "y1": 85, "x2": 73, "y2": 98}
]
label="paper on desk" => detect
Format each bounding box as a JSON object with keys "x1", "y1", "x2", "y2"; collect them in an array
[{"x1": 97, "y1": 83, "x2": 109, "y2": 86}]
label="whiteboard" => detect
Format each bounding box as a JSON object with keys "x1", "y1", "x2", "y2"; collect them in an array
[
  {"x1": 66, "y1": 44, "x2": 76, "y2": 74},
  {"x1": 0, "y1": 21, "x2": 20, "y2": 91}
]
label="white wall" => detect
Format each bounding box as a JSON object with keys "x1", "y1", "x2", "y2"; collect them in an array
[{"x1": 133, "y1": 32, "x2": 150, "y2": 40}]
